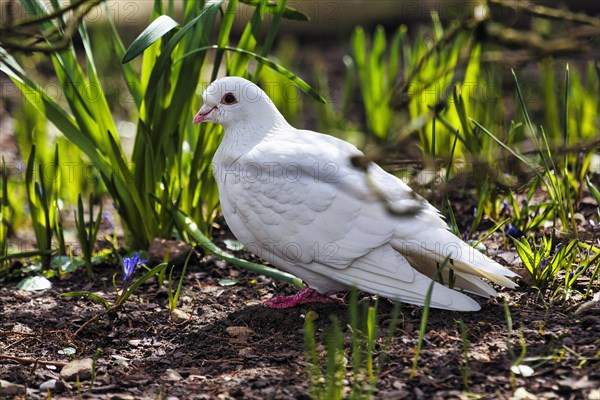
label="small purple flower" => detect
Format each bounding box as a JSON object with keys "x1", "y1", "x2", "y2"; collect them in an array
[
  {"x1": 122, "y1": 253, "x2": 146, "y2": 281},
  {"x1": 568, "y1": 265, "x2": 582, "y2": 280},
  {"x1": 553, "y1": 242, "x2": 562, "y2": 254},
  {"x1": 103, "y1": 211, "x2": 114, "y2": 230},
  {"x1": 473, "y1": 207, "x2": 478, "y2": 217},
  {"x1": 540, "y1": 258, "x2": 547, "y2": 271},
  {"x1": 504, "y1": 223, "x2": 522, "y2": 238},
  {"x1": 590, "y1": 220, "x2": 597, "y2": 229},
  {"x1": 521, "y1": 199, "x2": 528, "y2": 207},
  {"x1": 501, "y1": 200, "x2": 511, "y2": 217}
]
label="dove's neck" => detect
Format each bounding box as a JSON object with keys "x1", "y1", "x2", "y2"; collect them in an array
[{"x1": 217, "y1": 102, "x2": 291, "y2": 165}]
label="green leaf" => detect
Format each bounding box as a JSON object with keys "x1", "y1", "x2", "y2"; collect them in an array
[
  {"x1": 119, "y1": 263, "x2": 168, "y2": 306},
  {"x1": 144, "y1": 3, "x2": 221, "y2": 102},
  {"x1": 16, "y1": 276, "x2": 52, "y2": 291},
  {"x1": 177, "y1": 45, "x2": 326, "y2": 103},
  {"x1": 51, "y1": 256, "x2": 85, "y2": 273},
  {"x1": 585, "y1": 175, "x2": 600, "y2": 204},
  {"x1": 62, "y1": 291, "x2": 111, "y2": 310},
  {"x1": 122, "y1": 15, "x2": 180, "y2": 63},
  {"x1": 224, "y1": 239, "x2": 244, "y2": 251},
  {"x1": 104, "y1": 3, "x2": 142, "y2": 107},
  {"x1": 239, "y1": 0, "x2": 309, "y2": 21}
]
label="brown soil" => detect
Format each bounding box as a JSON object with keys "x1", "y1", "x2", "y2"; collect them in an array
[{"x1": 1, "y1": 230, "x2": 599, "y2": 400}]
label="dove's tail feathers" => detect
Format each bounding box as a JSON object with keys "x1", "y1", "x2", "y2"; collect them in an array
[
  {"x1": 404, "y1": 256, "x2": 499, "y2": 298},
  {"x1": 327, "y1": 244, "x2": 482, "y2": 311},
  {"x1": 392, "y1": 229, "x2": 518, "y2": 290}
]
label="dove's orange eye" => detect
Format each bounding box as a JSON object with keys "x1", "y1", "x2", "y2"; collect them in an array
[{"x1": 221, "y1": 92, "x2": 237, "y2": 105}]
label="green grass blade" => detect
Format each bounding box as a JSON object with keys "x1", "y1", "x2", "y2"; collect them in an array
[
  {"x1": 119, "y1": 263, "x2": 168, "y2": 306},
  {"x1": 563, "y1": 64, "x2": 570, "y2": 166},
  {"x1": 470, "y1": 118, "x2": 540, "y2": 173},
  {"x1": 252, "y1": 0, "x2": 288, "y2": 79},
  {"x1": 177, "y1": 45, "x2": 325, "y2": 103},
  {"x1": 122, "y1": 15, "x2": 180, "y2": 63},
  {"x1": 239, "y1": 0, "x2": 309, "y2": 21},
  {"x1": 585, "y1": 175, "x2": 600, "y2": 203},
  {"x1": 61, "y1": 291, "x2": 111, "y2": 310},
  {"x1": 211, "y1": 0, "x2": 239, "y2": 81}
]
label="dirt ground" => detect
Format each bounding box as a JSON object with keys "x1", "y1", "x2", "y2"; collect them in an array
[{"x1": 1, "y1": 226, "x2": 599, "y2": 400}]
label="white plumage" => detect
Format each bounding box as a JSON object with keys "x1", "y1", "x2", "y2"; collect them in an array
[{"x1": 193, "y1": 76, "x2": 517, "y2": 311}]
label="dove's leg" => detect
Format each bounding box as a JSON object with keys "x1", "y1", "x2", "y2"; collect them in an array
[{"x1": 262, "y1": 287, "x2": 341, "y2": 309}]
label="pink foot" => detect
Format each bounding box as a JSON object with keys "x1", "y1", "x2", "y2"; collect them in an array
[{"x1": 262, "y1": 287, "x2": 341, "y2": 309}]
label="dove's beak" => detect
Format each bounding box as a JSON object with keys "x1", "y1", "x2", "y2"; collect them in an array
[{"x1": 193, "y1": 104, "x2": 216, "y2": 124}]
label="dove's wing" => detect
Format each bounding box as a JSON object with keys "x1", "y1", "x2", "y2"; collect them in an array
[
  {"x1": 216, "y1": 128, "x2": 514, "y2": 311},
  {"x1": 217, "y1": 130, "x2": 396, "y2": 269}
]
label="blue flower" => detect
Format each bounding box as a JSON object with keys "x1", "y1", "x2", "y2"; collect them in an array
[
  {"x1": 540, "y1": 258, "x2": 547, "y2": 271},
  {"x1": 103, "y1": 211, "x2": 114, "y2": 230},
  {"x1": 122, "y1": 253, "x2": 146, "y2": 281},
  {"x1": 553, "y1": 242, "x2": 562, "y2": 255},
  {"x1": 571, "y1": 265, "x2": 584, "y2": 279},
  {"x1": 504, "y1": 223, "x2": 522, "y2": 238}
]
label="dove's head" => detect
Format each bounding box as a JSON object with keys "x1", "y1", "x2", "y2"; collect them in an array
[{"x1": 193, "y1": 76, "x2": 284, "y2": 130}]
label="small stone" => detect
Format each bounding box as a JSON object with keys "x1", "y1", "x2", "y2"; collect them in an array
[
  {"x1": 111, "y1": 355, "x2": 129, "y2": 368},
  {"x1": 165, "y1": 369, "x2": 183, "y2": 381},
  {"x1": 574, "y1": 300, "x2": 600, "y2": 315},
  {"x1": 511, "y1": 387, "x2": 538, "y2": 400},
  {"x1": 60, "y1": 358, "x2": 93, "y2": 381},
  {"x1": 392, "y1": 380, "x2": 405, "y2": 390},
  {"x1": 225, "y1": 326, "x2": 254, "y2": 339},
  {"x1": 39, "y1": 379, "x2": 56, "y2": 390},
  {"x1": 238, "y1": 347, "x2": 257, "y2": 358},
  {"x1": 39, "y1": 379, "x2": 64, "y2": 392},
  {"x1": 171, "y1": 309, "x2": 191, "y2": 323},
  {"x1": 0, "y1": 380, "x2": 27, "y2": 395}
]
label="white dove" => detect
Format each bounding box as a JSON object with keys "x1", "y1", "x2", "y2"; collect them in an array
[{"x1": 193, "y1": 76, "x2": 517, "y2": 311}]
